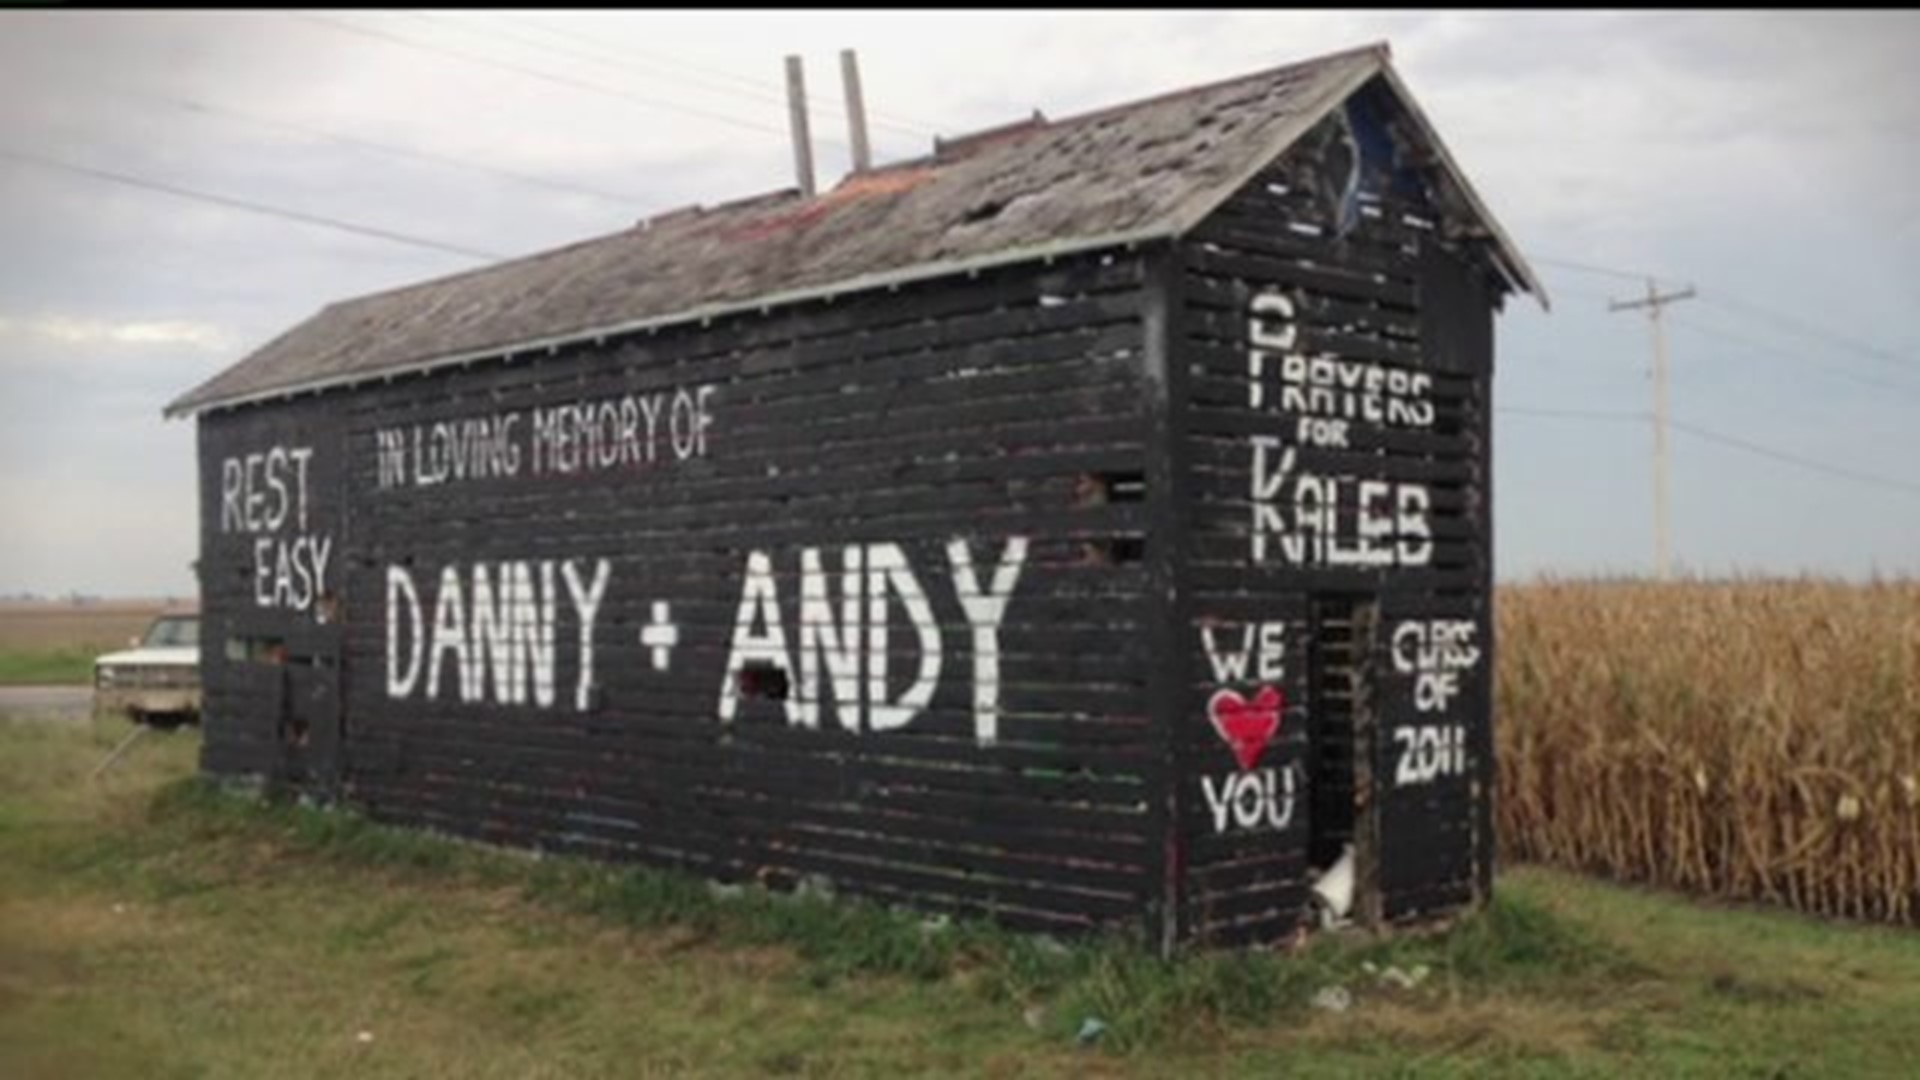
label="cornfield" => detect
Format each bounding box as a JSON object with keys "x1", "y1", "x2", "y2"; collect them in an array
[{"x1": 1496, "y1": 578, "x2": 1920, "y2": 924}]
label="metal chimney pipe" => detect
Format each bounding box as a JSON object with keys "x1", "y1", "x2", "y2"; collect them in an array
[
  {"x1": 784, "y1": 54, "x2": 817, "y2": 197},
  {"x1": 840, "y1": 48, "x2": 872, "y2": 175}
]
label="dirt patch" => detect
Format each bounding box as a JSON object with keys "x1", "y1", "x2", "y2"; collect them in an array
[{"x1": 0, "y1": 599, "x2": 185, "y2": 652}]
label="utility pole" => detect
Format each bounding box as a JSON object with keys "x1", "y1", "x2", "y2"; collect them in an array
[{"x1": 1609, "y1": 279, "x2": 1696, "y2": 581}]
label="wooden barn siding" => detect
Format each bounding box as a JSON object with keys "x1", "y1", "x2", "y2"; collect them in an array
[
  {"x1": 197, "y1": 394, "x2": 348, "y2": 787},
  {"x1": 1172, "y1": 152, "x2": 1495, "y2": 945},
  {"x1": 203, "y1": 250, "x2": 1172, "y2": 936}
]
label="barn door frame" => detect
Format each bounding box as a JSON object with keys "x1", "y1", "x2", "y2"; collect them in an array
[
  {"x1": 275, "y1": 613, "x2": 343, "y2": 792},
  {"x1": 1303, "y1": 593, "x2": 1385, "y2": 928}
]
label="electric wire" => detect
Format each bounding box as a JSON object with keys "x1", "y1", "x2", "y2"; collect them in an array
[
  {"x1": 1500, "y1": 405, "x2": 1920, "y2": 497},
  {"x1": 292, "y1": 14, "x2": 800, "y2": 139},
  {"x1": 0, "y1": 145, "x2": 504, "y2": 262},
  {"x1": 86, "y1": 80, "x2": 649, "y2": 208}
]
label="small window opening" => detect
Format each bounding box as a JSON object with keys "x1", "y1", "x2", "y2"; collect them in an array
[{"x1": 227, "y1": 635, "x2": 287, "y2": 665}]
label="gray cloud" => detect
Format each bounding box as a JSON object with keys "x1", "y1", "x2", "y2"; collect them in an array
[{"x1": 1, "y1": 10, "x2": 1916, "y2": 593}]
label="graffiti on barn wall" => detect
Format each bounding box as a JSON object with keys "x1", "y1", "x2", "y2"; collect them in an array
[
  {"x1": 384, "y1": 559, "x2": 610, "y2": 711},
  {"x1": 1244, "y1": 290, "x2": 1435, "y2": 569},
  {"x1": 1203, "y1": 760, "x2": 1298, "y2": 834},
  {"x1": 219, "y1": 445, "x2": 334, "y2": 615},
  {"x1": 373, "y1": 536, "x2": 1031, "y2": 743},
  {"x1": 374, "y1": 383, "x2": 718, "y2": 489},
  {"x1": 1200, "y1": 619, "x2": 1286, "y2": 685},
  {"x1": 719, "y1": 538, "x2": 1028, "y2": 745},
  {"x1": 1199, "y1": 618, "x2": 1299, "y2": 835},
  {"x1": 1388, "y1": 618, "x2": 1480, "y2": 786}
]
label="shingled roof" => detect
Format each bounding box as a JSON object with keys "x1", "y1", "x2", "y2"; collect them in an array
[{"x1": 166, "y1": 42, "x2": 1543, "y2": 418}]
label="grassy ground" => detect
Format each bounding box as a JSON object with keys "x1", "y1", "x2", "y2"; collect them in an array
[
  {"x1": 0, "y1": 648, "x2": 99, "y2": 686},
  {"x1": 5, "y1": 715, "x2": 1920, "y2": 1077},
  {"x1": 0, "y1": 599, "x2": 178, "y2": 685}
]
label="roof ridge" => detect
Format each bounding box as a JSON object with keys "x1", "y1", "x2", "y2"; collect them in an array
[
  {"x1": 263, "y1": 44, "x2": 1391, "y2": 316},
  {"x1": 319, "y1": 187, "x2": 807, "y2": 311},
  {"x1": 167, "y1": 39, "x2": 1546, "y2": 420},
  {"x1": 1039, "y1": 41, "x2": 1388, "y2": 134}
]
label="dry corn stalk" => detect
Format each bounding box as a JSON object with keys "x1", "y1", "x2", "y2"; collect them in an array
[{"x1": 1496, "y1": 577, "x2": 1920, "y2": 924}]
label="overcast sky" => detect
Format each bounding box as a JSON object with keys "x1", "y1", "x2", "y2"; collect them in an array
[{"x1": 2, "y1": 9, "x2": 1917, "y2": 596}]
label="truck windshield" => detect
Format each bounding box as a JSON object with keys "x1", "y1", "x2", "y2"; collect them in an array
[{"x1": 143, "y1": 617, "x2": 201, "y2": 649}]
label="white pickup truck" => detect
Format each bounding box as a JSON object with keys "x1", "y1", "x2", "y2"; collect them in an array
[{"x1": 93, "y1": 613, "x2": 201, "y2": 727}]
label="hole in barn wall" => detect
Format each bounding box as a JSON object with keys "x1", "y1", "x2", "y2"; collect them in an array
[
  {"x1": 1101, "y1": 472, "x2": 1146, "y2": 504},
  {"x1": 227, "y1": 636, "x2": 287, "y2": 665},
  {"x1": 1079, "y1": 537, "x2": 1146, "y2": 566},
  {"x1": 739, "y1": 662, "x2": 790, "y2": 702},
  {"x1": 1073, "y1": 471, "x2": 1146, "y2": 507},
  {"x1": 960, "y1": 199, "x2": 1007, "y2": 225}
]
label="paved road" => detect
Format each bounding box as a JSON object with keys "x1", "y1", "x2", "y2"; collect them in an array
[{"x1": 0, "y1": 684, "x2": 91, "y2": 718}]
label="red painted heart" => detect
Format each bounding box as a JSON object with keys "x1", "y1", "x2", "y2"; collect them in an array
[{"x1": 1208, "y1": 685, "x2": 1284, "y2": 772}]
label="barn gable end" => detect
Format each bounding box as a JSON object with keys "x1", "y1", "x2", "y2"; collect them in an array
[
  {"x1": 1163, "y1": 75, "x2": 1506, "y2": 944},
  {"x1": 175, "y1": 43, "x2": 1533, "y2": 951}
]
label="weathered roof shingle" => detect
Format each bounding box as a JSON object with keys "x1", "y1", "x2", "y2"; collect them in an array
[{"x1": 167, "y1": 43, "x2": 1540, "y2": 417}]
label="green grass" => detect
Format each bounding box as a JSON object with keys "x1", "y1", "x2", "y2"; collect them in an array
[
  {"x1": 5, "y1": 714, "x2": 1920, "y2": 1077},
  {"x1": 0, "y1": 647, "x2": 98, "y2": 685}
]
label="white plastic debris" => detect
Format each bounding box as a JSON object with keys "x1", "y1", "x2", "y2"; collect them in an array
[
  {"x1": 356, "y1": 1030, "x2": 374, "y2": 1044},
  {"x1": 1309, "y1": 843, "x2": 1357, "y2": 929},
  {"x1": 1033, "y1": 934, "x2": 1070, "y2": 957},
  {"x1": 1075, "y1": 1017, "x2": 1108, "y2": 1045},
  {"x1": 795, "y1": 873, "x2": 836, "y2": 901},
  {"x1": 1311, "y1": 985, "x2": 1353, "y2": 1013},
  {"x1": 1369, "y1": 963, "x2": 1432, "y2": 991}
]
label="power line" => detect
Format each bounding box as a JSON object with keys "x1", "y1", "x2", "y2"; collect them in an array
[
  {"x1": 11, "y1": 134, "x2": 1913, "y2": 502},
  {"x1": 1528, "y1": 249, "x2": 1920, "y2": 375},
  {"x1": 1496, "y1": 405, "x2": 1645, "y2": 422},
  {"x1": 1669, "y1": 316, "x2": 1920, "y2": 401},
  {"x1": 501, "y1": 14, "x2": 944, "y2": 138},
  {"x1": 449, "y1": 13, "x2": 929, "y2": 143},
  {"x1": 1501, "y1": 402, "x2": 1920, "y2": 498},
  {"x1": 1667, "y1": 417, "x2": 1920, "y2": 498},
  {"x1": 1535, "y1": 280, "x2": 1616, "y2": 304},
  {"x1": 292, "y1": 14, "x2": 798, "y2": 140},
  {"x1": 408, "y1": 14, "x2": 796, "y2": 112},
  {"x1": 1694, "y1": 292, "x2": 1918, "y2": 374},
  {"x1": 0, "y1": 146, "x2": 504, "y2": 262},
  {"x1": 87, "y1": 79, "x2": 650, "y2": 209},
  {"x1": 1526, "y1": 253, "x2": 1666, "y2": 284}
]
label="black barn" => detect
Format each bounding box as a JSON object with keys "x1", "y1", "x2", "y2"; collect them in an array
[{"x1": 167, "y1": 42, "x2": 1545, "y2": 950}]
